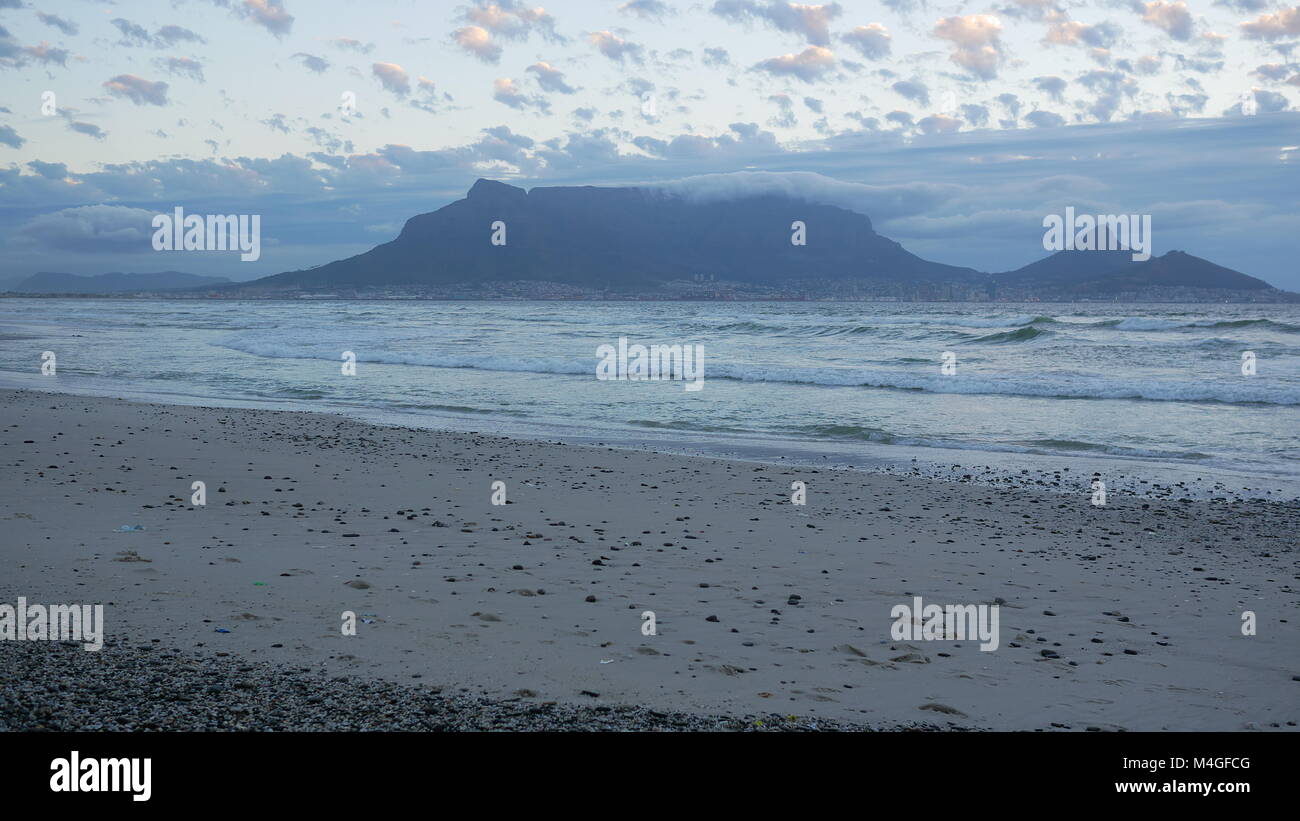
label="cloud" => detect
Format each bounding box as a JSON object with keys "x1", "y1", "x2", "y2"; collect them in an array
[
  {"x1": 463, "y1": 1, "x2": 562, "y2": 42},
  {"x1": 16, "y1": 205, "x2": 158, "y2": 253},
  {"x1": 305, "y1": 126, "x2": 353, "y2": 154},
  {"x1": 1077, "y1": 69, "x2": 1138, "y2": 121},
  {"x1": 22, "y1": 42, "x2": 68, "y2": 66},
  {"x1": 886, "y1": 110, "x2": 914, "y2": 128},
  {"x1": 1214, "y1": 0, "x2": 1271, "y2": 9},
  {"x1": 160, "y1": 56, "x2": 205, "y2": 82},
  {"x1": 633, "y1": 122, "x2": 779, "y2": 160},
  {"x1": 411, "y1": 76, "x2": 445, "y2": 113},
  {"x1": 527, "y1": 61, "x2": 576, "y2": 94},
  {"x1": 620, "y1": 0, "x2": 674, "y2": 19},
  {"x1": 454, "y1": 26, "x2": 502, "y2": 63},
  {"x1": 238, "y1": 0, "x2": 295, "y2": 37},
  {"x1": 111, "y1": 18, "x2": 153, "y2": 47},
  {"x1": 372, "y1": 63, "x2": 411, "y2": 96},
  {"x1": 0, "y1": 124, "x2": 23, "y2": 149},
  {"x1": 752, "y1": 45, "x2": 835, "y2": 82},
  {"x1": 67, "y1": 121, "x2": 107, "y2": 140},
  {"x1": 28, "y1": 161, "x2": 69, "y2": 179},
  {"x1": 111, "y1": 19, "x2": 206, "y2": 48},
  {"x1": 702, "y1": 47, "x2": 730, "y2": 66},
  {"x1": 711, "y1": 1, "x2": 843, "y2": 47},
  {"x1": 1253, "y1": 63, "x2": 1294, "y2": 80},
  {"x1": 589, "y1": 30, "x2": 644, "y2": 63},
  {"x1": 918, "y1": 115, "x2": 962, "y2": 134},
  {"x1": 538, "y1": 129, "x2": 623, "y2": 169},
  {"x1": 493, "y1": 77, "x2": 550, "y2": 112},
  {"x1": 1044, "y1": 20, "x2": 1121, "y2": 49},
  {"x1": 961, "y1": 104, "x2": 990, "y2": 126},
  {"x1": 933, "y1": 15, "x2": 1004, "y2": 79},
  {"x1": 1034, "y1": 75, "x2": 1067, "y2": 101},
  {"x1": 892, "y1": 79, "x2": 929, "y2": 106},
  {"x1": 262, "y1": 113, "x2": 291, "y2": 134},
  {"x1": 155, "y1": 25, "x2": 206, "y2": 46},
  {"x1": 1025, "y1": 110, "x2": 1065, "y2": 127},
  {"x1": 1240, "y1": 7, "x2": 1300, "y2": 40},
  {"x1": 1253, "y1": 89, "x2": 1292, "y2": 112},
  {"x1": 646, "y1": 171, "x2": 957, "y2": 221},
  {"x1": 841, "y1": 23, "x2": 891, "y2": 60},
  {"x1": 36, "y1": 12, "x2": 78, "y2": 36},
  {"x1": 768, "y1": 93, "x2": 797, "y2": 127},
  {"x1": 997, "y1": 0, "x2": 1061, "y2": 22},
  {"x1": 103, "y1": 75, "x2": 170, "y2": 106},
  {"x1": 331, "y1": 38, "x2": 373, "y2": 54},
  {"x1": 292, "y1": 53, "x2": 329, "y2": 73},
  {"x1": 1142, "y1": 1, "x2": 1194, "y2": 42}
]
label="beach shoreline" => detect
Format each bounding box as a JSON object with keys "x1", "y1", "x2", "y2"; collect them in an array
[{"x1": 2, "y1": 387, "x2": 1297, "y2": 731}]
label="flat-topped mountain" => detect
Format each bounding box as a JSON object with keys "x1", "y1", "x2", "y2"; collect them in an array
[
  {"x1": 231, "y1": 178, "x2": 980, "y2": 294},
  {"x1": 204, "y1": 178, "x2": 1292, "y2": 301}
]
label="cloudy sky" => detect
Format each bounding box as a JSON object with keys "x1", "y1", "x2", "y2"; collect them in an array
[{"x1": 1, "y1": 0, "x2": 1298, "y2": 288}]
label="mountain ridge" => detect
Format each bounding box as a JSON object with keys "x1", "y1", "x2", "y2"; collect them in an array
[
  {"x1": 9, "y1": 271, "x2": 231, "y2": 294},
  {"x1": 22, "y1": 179, "x2": 1289, "y2": 301}
]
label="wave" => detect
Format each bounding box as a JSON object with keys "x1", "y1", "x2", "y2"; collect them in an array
[
  {"x1": 216, "y1": 335, "x2": 594, "y2": 376},
  {"x1": 966, "y1": 326, "x2": 1050, "y2": 344},
  {"x1": 689, "y1": 314, "x2": 1058, "y2": 336},
  {"x1": 700, "y1": 365, "x2": 1300, "y2": 405},
  {"x1": 787, "y1": 423, "x2": 897, "y2": 443},
  {"x1": 1096, "y1": 318, "x2": 1300, "y2": 333},
  {"x1": 626, "y1": 419, "x2": 751, "y2": 433},
  {"x1": 779, "y1": 427, "x2": 1215, "y2": 462},
  {"x1": 1018, "y1": 439, "x2": 1211, "y2": 460},
  {"x1": 213, "y1": 335, "x2": 1300, "y2": 405}
]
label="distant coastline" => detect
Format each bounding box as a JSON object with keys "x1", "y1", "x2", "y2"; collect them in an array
[{"x1": 5, "y1": 290, "x2": 1297, "y2": 303}]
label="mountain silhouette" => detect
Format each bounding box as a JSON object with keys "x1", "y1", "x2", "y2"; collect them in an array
[
  {"x1": 234, "y1": 178, "x2": 979, "y2": 293},
  {"x1": 996, "y1": 250, "x2": 1276, "y2": 294},
  {"x1": 217, "y1": 179, "x2": 1289, "y2": 299}
]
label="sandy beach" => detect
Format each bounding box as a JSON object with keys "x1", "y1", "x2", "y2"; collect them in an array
[{"x1": 1, "y1": 387, "x2": 1296, "y2": 731}]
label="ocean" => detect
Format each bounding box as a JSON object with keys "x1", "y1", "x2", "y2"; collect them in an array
[{"x1": 3, "y1": 298, "x2": 1298, "y2": 499}]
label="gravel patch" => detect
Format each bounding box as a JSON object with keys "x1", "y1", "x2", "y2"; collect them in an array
[{"x1": 0, "y1": 641, "x2": 961, "y2": 732}]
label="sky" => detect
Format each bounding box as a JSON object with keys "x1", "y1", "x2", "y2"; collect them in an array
[{"x1": 0, "y1": 0, "x2": 1298, "y2": 288}]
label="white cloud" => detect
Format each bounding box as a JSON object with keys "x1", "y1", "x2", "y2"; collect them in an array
[
  {"x1": 934, "y1": 15, "x2": 1004, "y2": 80},
  {"x1": 454, "y1": 26, "x2": 502, "y2": 63},
  {"x1": 752, "y1": 46, "x2": 835, "y2": 82},
  {"x1": 589, "y1": 30, "x2": 645, "y2": 63},
  {"x1": 1240, "y1": 7, "x2": 1300, "y2": 40},
  {"x1": 17, "y1": 205, "x2": 157, "y2": 253},
  {"x1": 841, "y1": 23, "x2": 891, "y2": 60},
  {"x1": 372, "y1": 63, "x2": 411, "y2": 96},
  {"x1": 1142, "y1": 1, "x2": 1195, "y2": 42}
]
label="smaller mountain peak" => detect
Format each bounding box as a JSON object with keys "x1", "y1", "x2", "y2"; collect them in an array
[{"x1": 467, "y1": 178, "x2": 527, "y2": 201}]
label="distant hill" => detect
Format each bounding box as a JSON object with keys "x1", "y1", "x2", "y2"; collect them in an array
[
  {"x1": 231, "y1": 178, "x2": 981, "y2": 294},
  {"x1": 994, "y1": 250, "x2": 1284, "y2": 298},
  {"x1": 995, "y1": 249, "x2": 1142, "y2": 286},
  {"x1": 10, "y1": 271, "x2": 231, "y2": 294}
]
